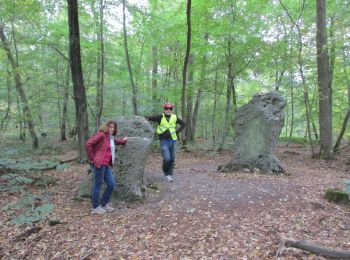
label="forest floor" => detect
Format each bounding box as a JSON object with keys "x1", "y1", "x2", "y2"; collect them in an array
[{"x1": 0, "y1": 139, "x2": 350, "y2": 259}]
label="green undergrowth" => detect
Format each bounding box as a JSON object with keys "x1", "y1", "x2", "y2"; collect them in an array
[
  {"x1": 0, "y1": 139, "x2": 75, "y2": 225},
  {"x1": 279, "y1": 136, "x2": 308, "y2": 144},
  {"x1": 1, "y1": 173, "x2": 56, "y2": 224}
]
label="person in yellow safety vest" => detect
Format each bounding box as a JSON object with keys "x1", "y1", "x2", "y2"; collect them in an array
[{"x1": 145, "y1": 102, "x2": 185, "y2": 182}]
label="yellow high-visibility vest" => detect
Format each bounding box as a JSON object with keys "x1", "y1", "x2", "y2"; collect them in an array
[{"x1": 157, "y1": 114, "x2": 177, "y2": 140}]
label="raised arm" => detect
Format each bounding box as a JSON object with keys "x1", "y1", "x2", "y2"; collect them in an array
[
  {"x1": 115, "y1": 137, "x2": 127, "y2": 145},
  {"x1": 144, "y1": 115, "x2": 162, "y2": 123}
]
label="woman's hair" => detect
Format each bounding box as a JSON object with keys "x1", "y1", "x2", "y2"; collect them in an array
[{"x1": 99, "y1": 120, "x2": 118, "y2": 135}]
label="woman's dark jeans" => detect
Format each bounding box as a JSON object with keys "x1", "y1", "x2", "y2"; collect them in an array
[{"x1": 91, "y1": 164, "x2": 116, "y2": 208}]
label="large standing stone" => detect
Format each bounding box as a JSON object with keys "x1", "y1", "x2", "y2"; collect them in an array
[
  {"x1": 218, "y1": 92, "x2": 286, "y2": 175},
  {"x1": 78, "y1": 116, "x2": 154, "y2": 201}
]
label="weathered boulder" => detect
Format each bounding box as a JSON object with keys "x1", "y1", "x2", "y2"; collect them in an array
[
  {"x1": 218, "y1": 92, "x2": 286, "y2": 175},
  {"x1": 78, "y1": 116, "x2": 154, "y2": 201}
]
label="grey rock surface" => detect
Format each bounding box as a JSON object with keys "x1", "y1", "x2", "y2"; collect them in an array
[
  {"x1": 78, "y1": 116, "x2": 154, "y2": 201},
  {"x1": 219, "y1": 92, "x2": 286, "y2": 174}
]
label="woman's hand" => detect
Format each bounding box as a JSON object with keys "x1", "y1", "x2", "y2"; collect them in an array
[{"x1": 116, "y1": 137, "x2": 128, "y2": 145}]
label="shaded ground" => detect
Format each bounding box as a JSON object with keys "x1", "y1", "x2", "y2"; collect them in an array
[{"x1": 0, "y1": 141, "x2": 350, "y2": 259}]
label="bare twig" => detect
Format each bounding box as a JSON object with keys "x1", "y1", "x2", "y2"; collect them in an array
[{"x1": 80, "y1": 249, "x2": 96, "y2": 260}]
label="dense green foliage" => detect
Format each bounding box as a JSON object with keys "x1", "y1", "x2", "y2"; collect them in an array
[{"x1": 0, "y1": 0, "x2": 349, "y2": 146}]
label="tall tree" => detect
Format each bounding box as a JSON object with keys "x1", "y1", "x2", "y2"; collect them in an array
[
  {"x1": 92, "y1": 0, "x2": 105, "y2": 129},
  {"x1": 67, "y1": 0, "x2": 89, "y2": 161},
  {"x1": 218, "y1": 39, "x2": 233, "y2": 152},
  {"x1": 316, "y1": 0, "x2": 332, "y2": 159},
  {"x1": 279, "y1": 0, "x2": 316, "y2": 157},
  {"x1": 122, "y1": 0, "x2": 138, "y2": 115},
  {"x1": 192, "y1": 33, "x2": 209, "y2": 139},
  {"x1": 0, "y1": 23, "x2": 39, "y2": 148},
  {"x1": 333, "y1": 23, "x2": 350, "y2": 153},
  {"x1": 152, "y1": 45, "x2": 158, "y2": 114},
  {"x1": 181, "y1": 0, "x2": 192, "y2": 145},
  {"x1": 0, "y1": 64, "x2": 11, "y2": 138},
  {"x1": 185, "y1": 54, "x2": 194, "y2": 142}
]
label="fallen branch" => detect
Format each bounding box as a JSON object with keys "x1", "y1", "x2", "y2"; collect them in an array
[
  {"x1": 59, "y1": 156, "x2": 77, "y2": 164},
  {"x1": 276, "y1": 237, "x2": 350, "y2": 258},
  {"x1": 14, "y1": 226, "x2": 42, "y2": 242}
]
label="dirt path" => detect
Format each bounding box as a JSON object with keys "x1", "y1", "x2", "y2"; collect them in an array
[{"x1": 1, "y1": 145, "x2": 350, "y2": 259}]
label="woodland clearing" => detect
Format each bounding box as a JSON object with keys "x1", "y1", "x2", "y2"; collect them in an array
[{"x1": 0, "y1": 140, "x2": 349, "y2": 259}]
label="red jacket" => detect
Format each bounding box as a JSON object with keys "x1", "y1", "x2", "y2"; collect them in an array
[{"x1": 85, "y1": 131, "x2": 127, "y2": 168}]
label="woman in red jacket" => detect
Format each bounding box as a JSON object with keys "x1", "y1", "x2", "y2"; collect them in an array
[{"x1": 85, "y1": 120, "x2": 127, "y2": 214}]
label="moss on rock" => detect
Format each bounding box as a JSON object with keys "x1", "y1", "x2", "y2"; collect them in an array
[{"x1": 324, "y1": 188, "x2": 349, "y2": 205}]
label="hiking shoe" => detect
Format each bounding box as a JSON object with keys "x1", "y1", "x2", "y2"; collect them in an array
[
  {"x1": 163, "y1": 175, "x2": 173, "y2": 182},
  {"x1": 91, "y1": 206, "x2": 106, "y2": 214},
  {"x1": 102, "y1": 204, "x2": 114, "y2": 212},
  {"x1": 167, "y1": 175, "x2": 174, "y2": 182}
]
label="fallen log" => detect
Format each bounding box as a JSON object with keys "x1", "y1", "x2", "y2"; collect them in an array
[
  {"x1": 276, "y1": 237, "x2": 350, "y2": 258},
  {"x1": 283, "y1": 150, "x2": 300, "y2": 155}
]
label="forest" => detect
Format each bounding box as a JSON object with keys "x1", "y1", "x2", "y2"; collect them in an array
[{"x1": 0, "y1": 0, "x2": 350, "y2": 259}]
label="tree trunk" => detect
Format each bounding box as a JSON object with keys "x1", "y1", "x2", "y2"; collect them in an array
[
  {"x1": 288, "y1": 66, "x2": 295, "y2": 138},
  {"x1": 342, "y1": 39, "x2": 350, "y2": 108},
  {"x1": 316, "y1": 0, "x2": 332, "y2": 159},
  {"x1": 333, "y1": 109, "x2": 350, "y2": 153},
  {"x1": 152, "y1": 45, "x2": 158, "y2": 114},
  {"x1": 119, "y1": 88, "x2": 124, "y2": 116},
  {"x1": 185, "y1": 54, "x2": 194, "y2": 142},
  {"x1": 288, "y1": 31, "x2": 295, "y2": 138},
  {"x1": 122, "y1": 0, "x2": 138, "y2": 115},
  {"x1": 333, "y1": 32, "x2": 350, "y2": 153},
  {"x1": 329, "y1": 14, "x2": 336, "y2": 112},
  {"x1": 16, "y1": 95, "x2": 25, "y2": 141},
  {"x1": 59, "y1": 64, "x2": 69, "y2": 141},
  {"x1": 192, "y1": 33, "x2": 209, "y2": 139},
  {"x1": 56, "y1": 79, "x2": 63, "y2": 139},
  {"x1": 211, "y1": 60, "x2": 219, "y2": 150},
  {"x1": 0, "y1": 66, "x2": 11, "y2": 138},
  {"x1": 50, "y1": 44, "x2": 69, "y2": 140},
  {"x1": 218, "y1": 39, "x2": 233, "y2": 152},
  {"x1": 181, "y1": 0, "x2": 192, "y2": 145},
  {"x1": 61, "y1": 64, "x2": 70, "y2": 141},
  {"x1": 279, "y1": 0, "x2": 316, "y2": 157},
  {"x1": 0, "y1": 23, "x2": 39, "y2": 148},
  {"x1": 92, "y1": 0, "x2": 105, "y2": 129},
  {"x1": 67, "y1": 0, "x2": 90, "y2": 161}
]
